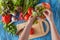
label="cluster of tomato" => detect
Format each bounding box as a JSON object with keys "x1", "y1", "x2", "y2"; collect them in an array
[
  {"x1": 24, "y1": 7, "x2": 33, "y2": 21},
  {"x1": 19, "y1": 7, "x2": 33, "y2": 21},
  {"x1": 2, "y1": 2, "x2": 50, "y2": 24},
  {"x1": 20, "y1": 2, "x2": 50, "y2": 21}
]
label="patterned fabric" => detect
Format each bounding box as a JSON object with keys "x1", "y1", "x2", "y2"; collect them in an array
[{"x1": 0, "y1": 0, "x2": 60, "y2": 40}]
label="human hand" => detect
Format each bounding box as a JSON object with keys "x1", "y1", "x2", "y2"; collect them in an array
[
  {"x1": 28, "y1": 16, "x2": 36, "y2": 23},
  {"x1": 43, "y1": 9, "x2": 54, "y2": 22}
]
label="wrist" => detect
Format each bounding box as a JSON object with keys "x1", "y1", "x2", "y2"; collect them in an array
[
  {"x1": 48, "y1": 17, "x2": 53, "y2": 22},
  {"x1": 28, "y1": 17, "x2": 35, "y2": 24},
  {"x1": 27, "y1": 20, "x2": 33, "y2": 25},
  {"x1": 49, "y1": 19, "x2": 54, "y2": 25}
]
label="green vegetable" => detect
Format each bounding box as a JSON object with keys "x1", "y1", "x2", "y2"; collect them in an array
[
  {"x1": 35, "y1": 6, "x2": 46, "y2": 16},
  {"x1": 0, "y1": 0, "x2": 39, "y2": 15},
  {"x1": 3, "y1": 23, "x2": 17, "y2": 35},
  {"x1": 33, "y1": 19, "x2": 38, "y2": 24},
  {"x1": 32, "y1": 10, "x2": 38, "y2": 17}
]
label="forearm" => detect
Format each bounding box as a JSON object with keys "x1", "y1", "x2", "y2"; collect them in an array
[
  {"x1": 49, "y1": 19, "x2": 60, "y2": 40},
  {"x1": 19, "y1": 22, "x2": 33, "y2": 40},
  {"x1": 19, "y1": 20, "x2": 34, "y2": 40},
  {"x1": 43, "y1": 9, "x2": 60, "y2": 40}
]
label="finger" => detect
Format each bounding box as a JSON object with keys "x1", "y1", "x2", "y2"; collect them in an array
[
  {"x1": 44, "y1": 9, "x2": 51, "y2": 16},
  {"x1": 43, "y1": 12, "x2": 48, "y2": 17},
  {"x1": 28, "y1": 16, "x2": 33, "y2": 20},
  {"x1": 28, "y1": 16, "x2": 36, "y2": 21},
  {"x1": 37, "y1": 17, "x2": 40, "y2": 20}
]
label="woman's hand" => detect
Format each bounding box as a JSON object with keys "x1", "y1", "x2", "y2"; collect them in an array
[
  {"x1": 28, "y1": 16, "x2": 36, "y2": 24},
  {"x1": 43, "y1": 9, "x2": 60, "y2": 40},
  {"x1": 19, "y1": 16, "x2": 36, "y2": 40},
  {"x1": 43, "y1": 9, "x2": 53, "y2": 22}
]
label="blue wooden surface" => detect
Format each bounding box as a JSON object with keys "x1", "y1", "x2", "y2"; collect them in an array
[{"x1": 0, "y1": 0, "x2": 60, "y2": 40}]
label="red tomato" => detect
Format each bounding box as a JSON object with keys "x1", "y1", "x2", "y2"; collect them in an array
[
  {"x1": 24, "y1": 14, "x2": 30, "y2": 21},
  {"x1": 30, "y1": 28, "x2": 34, "y2": 35},
  {"x1": 20, "y1": 12, "x2": 23, "y2": 16},
  {"x1": 19, "y1": 17, "x2": 24, "y2": 20},
  {"x1": 28, "y1": 7, "x2": 33, "y2": 15},
  {"x1": 19, "y1": 12, "x2": 24, "y2": 20},
  {"x1": 2, "y1": 14, "x2": 11, "y2": 24},
  {"x1": 42, "y1": 2, "x2": 50, "y2": 9}
]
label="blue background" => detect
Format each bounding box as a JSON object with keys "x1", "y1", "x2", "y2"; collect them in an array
[{"x1": 0, "y1": 0, "x2": 60, "y2": 40}]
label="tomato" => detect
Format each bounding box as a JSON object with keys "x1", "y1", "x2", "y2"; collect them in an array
[
  {"x1": 28, "y1": 7, "x2": 33, "y2": 15},
  {"x1": 24, "y1": 14, "x2": 30, "y2": 21},
  {"x1": 42, "y1": 2, "x2": 50, "y2": 9},
  {"x1": 30, "y1": 28, "x2": 34, "y2": 35},
  {"x1": 19, "y1": 12, "x2": 24, "y2": 20},
  {"x1": 19, "y1": 17, "x2": 24, "y2": 20},
  {"x1": 2, "y1": 14, "x2": 11, "y2": 24}
]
